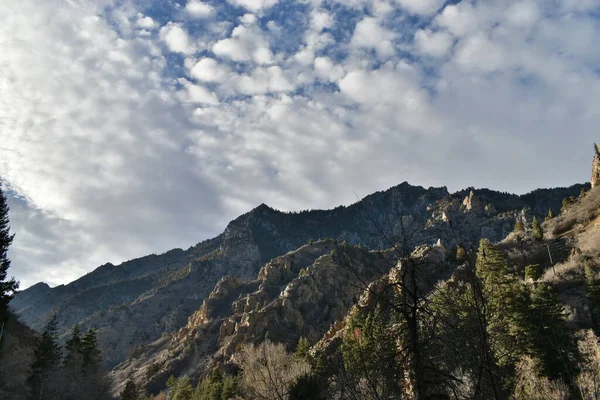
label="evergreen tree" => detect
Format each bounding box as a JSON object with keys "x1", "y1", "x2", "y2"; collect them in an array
[
  {"x1": 545, "y1": 208, "x2": 555, "y2": 221},
  {"x1": 64, "y1": 324, "x2": 82, "y2": 366},
  {"x1": 80, "y1": 329, "x2": 101, "y2": 371},
  {"x1": 526, "y1": 284, "x2": 577, "y2": 381},
  {"x1": 532, "y1": 216, "x2": 543, "y2": 240},
  {"x1": 514, "y1": 220, "x2": 525, "y2": 233},
  {"x1": 29, "y1": 315, "x2": 62, "y2": 398},
  {"x1": 172, "y1": 376, "x2": 193, "y2": 400},
  {"x1": 294, "y1": 337, "x2": 311, "y2": 362},
  {"x1": 121, "y1": 380, "x2": 138, "y2": 400},
  {"x1": 0, "y1": 184, "x2": 18, "y2": 322}
]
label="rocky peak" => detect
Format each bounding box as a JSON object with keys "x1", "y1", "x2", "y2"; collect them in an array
[
  {"x1": 591, "y1": 143, "x2": 600, "y2": 188},
  {"x1": 461, "y1": 190, "x2": 485, "y2": 213}
]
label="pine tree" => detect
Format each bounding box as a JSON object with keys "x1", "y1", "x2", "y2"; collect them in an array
[
  {"x1": 532, "y1": 216, "x2": 543, "y2": 240},
  {"x1": 80, "y1": 328, "x2": 101, "y2": 371},
  {"x1": 514, "y1": 220, "x2": 525, "y2": 233},
  {"x1": 294, "y1": 337, "x2": 311, "y2": 362},
  {"x1": 64, "y1": 324, "x2": 82, "y2": 366},
  {"x1": 29, "y1": 315, "x2": 62, "y2": 398},
  {"x1": 121, "y1": 380, "x2": 138, "y2": 400},
  {"x1": 0, "y1": 184, "x2": 18, "y2": 321},
  {"x1": 172, "y1": 376, "x2": 193, "y2": 400},
  {"x1": 545, "y1": 208, "x2": 555, "y2": 221},
  {"x1": 526, "y1": 284, "x2": 577, "y2": 381}
]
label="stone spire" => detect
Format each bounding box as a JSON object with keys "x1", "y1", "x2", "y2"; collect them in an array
[{"x1": 592, "y1": 143, "x2": 600, "y2": 188}]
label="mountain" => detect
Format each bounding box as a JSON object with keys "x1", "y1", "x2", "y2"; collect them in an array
[
  {"x1": 113, "y1": 182, "x2": 600, "y2": 398},
  {"x1": 11, "y1": 182, "x2": 587, "y2": 369}
]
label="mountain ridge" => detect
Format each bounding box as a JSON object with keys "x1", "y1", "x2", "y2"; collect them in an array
[{"x1": 11, "y1": 181, "x2": 588, "y2": 369}]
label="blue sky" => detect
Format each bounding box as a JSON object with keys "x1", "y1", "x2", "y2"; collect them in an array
[{"x1": 1, "y1": 0, "x2": 599, "y2": 288}]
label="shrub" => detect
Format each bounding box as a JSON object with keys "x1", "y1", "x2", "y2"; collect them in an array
[{"x1": 525, "y1": 264, "x2": 542, "y2": 281}]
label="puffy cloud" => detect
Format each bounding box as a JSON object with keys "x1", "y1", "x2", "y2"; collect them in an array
[
  {"x1": 228, "y1": 0, "x2": 279, "y2": 12},
  {"x1": 212, "y1": 23, "x2": 273, "y2": 64},
  {"x1": 185, "y1": 0, "x2": 214, "y2": 19},
  {"x1": 506, "y1": 1, "x2": 540, "y2": 27},
  {"x1": 3, "y1": 0, "x2": 600, "y2": 289},
  {"x1": 351, "y1": 17, "x2": 395, "y2": 57},
  {"x1": 314, "y1": 56, "x2": 344, "y2": 81},
  {"x1": 190, "y1": 58, "x2": 231, "y2": 82},
  {"x1": 160, "y1": 23, "x2": 193, "y2": 54},
  {"x1": 136, "y1": 15, "x2": 155, "y2": 29},
  {"x1": 395, "y1": 0, "x2": 445, "y2": 15},
  {"x1": 415, "y1": 29, "x2": 454, "y2": 58}
]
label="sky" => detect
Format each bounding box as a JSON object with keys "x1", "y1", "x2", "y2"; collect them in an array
[{"x1": 1, "y1": 0, "x2": 599, "y2": 289}]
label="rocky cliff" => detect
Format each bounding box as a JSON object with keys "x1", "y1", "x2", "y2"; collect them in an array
[{"x1": 12, "y1": 182, "x2": 587, "y2": 368}]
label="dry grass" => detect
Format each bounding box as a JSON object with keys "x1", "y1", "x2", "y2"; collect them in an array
[
  {"x1": 547, "y1": 187, "x2": 600, "y2": 238},
  {"x1": 541, "y1": 257, "x2": 585, "y2": 283}
]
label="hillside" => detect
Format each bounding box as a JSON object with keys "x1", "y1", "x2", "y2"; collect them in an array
[{"x1": 12, "y1": 182, "x2": 586, "y2": 369}]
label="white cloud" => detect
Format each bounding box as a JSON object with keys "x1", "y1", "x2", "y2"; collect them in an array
[
  {"x1": 311, "y1": 9, "x2": 333, "y2": 32},
  {"x1": 395, "y1": 0, "x2": 445, "y2": 15},
  {"x1": 184, "y1": 81, "x2": 220, "y2": 104},
  {"x1": 314, "y1": 56, "x2": 344, "y2": 82},
  {"x1": 351, "y1": 17, "x2": 395, "y2": 57},
  {"x1": 136, "y1": 15, "x2": 155, "y2": 29},
  {"x1": 212, "y1": 23, "x2": 273, "y2": 64},
  {"x1": 185, "y1": 0, "x2": 214, "y2": 19},
  {"x1": 190, "y1": 58, "x2": 230, "y2": 82},
  {"x1": 415, "y1": 29, "x2": 454, "y2": 58},
  {"x1": 160, "y1": 23, "x2": 193, "y2": 54},
  {"x1": 235, "y1": 66, "x2": 294, "y2": 94},
  {"x1": 506, "y1": 1, "x2": 540, "y2": 27},
  {"x1": 3, "y1": 0, "x2": 600, "y2": 290},
  {"x1": 453, "y1": 33, "x2": 508, "y2": 73},
  {"x1": 228, "y1": 0, "x2": 279, "y2": 12},
  {"x1": 436, "y1": 2, "x2": 480, "y2": 37}
]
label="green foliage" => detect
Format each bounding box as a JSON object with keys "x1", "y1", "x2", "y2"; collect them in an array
[
  {"x1": 340, "y1": 305, "x2": 402, "y2": 398},
  {"x1": 171, "y1": 376, "x2": 193, "y2": 400},
  {"x1": 194, "y1": 372, "x2": 238, "y2": 400},
  {"x1": 525, "y1": 284, "x2": 577, "y2": 381},
  {"x1": 29, "y1": 315, "x2": 62, "y2": 397},
  {"x1": 532, "y1": 217, "x2": 543, "y2": 240},
  {"x1": 514, "y1": 220, "x2": 525, "y2": 233},
  {"x1": 121, "y1": 380, "x2": 138, "y2": 400},
  {"x1": 294, "y1": 337, "x2": 311, "y2": 362},
  {"x1": 562, "y1": 196, "x2": 576, "y2": 211},
  {"x1": 545, "y1": 208, "x2": 555, "y2": 221},
  {"x1": 64, "y1": 324, "x2": 82, "y2": 366},
  {"x1": 525, "y1": 264, "x2": 542, "y2": 281},
  {"x1": 80, "y1": 328, "x2": 102, "y2": 371},
  {"x1": 0, "y1": 184, "x2": 18, "y2": 322}
]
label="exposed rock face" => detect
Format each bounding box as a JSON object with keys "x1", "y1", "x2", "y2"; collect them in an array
[
  {"x1": 12, "y1": 182, "x2": 588, "y2": 369},
  {"x1": 110, "y1": 241, "x2": 417, "y2": 394},
  {"x1": 591, "y1": 144, "x2": 600, "y2": 188}
]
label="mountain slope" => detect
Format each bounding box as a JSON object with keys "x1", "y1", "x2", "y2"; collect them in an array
[{"x1": 12, "y1": 182, "x2": 587, "y2": 368}]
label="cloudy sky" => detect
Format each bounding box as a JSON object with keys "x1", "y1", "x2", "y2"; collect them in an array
[{"x1": 1, "y1": 0, "x2": 598, "y2": 288}]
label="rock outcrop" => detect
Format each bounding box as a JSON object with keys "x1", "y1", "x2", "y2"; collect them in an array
[
  {"x1": 591, "y1": 143, "x2": 600, "y2": 188},
  {"x1": 12, "y1": 182, "x2": 588, "y2": 368}
]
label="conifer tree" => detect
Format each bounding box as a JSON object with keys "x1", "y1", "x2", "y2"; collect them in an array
[
  {"x1": 532, "y1": 216, "x2": 543, "y2": 240},
  {"x1": 29, "y1": 315, "x2": 62, "y2": 398},
  {"x1": 80, "y1": 328, "x2": 101, "y2": 371},
  {"x1": 526, "y1": 284, "x2": 577, "y2": 381},
  {"x1": 172, "y1": 376, "x2": 193, "y2": 400},
  {"x1": 545, "y1": 208, "x2": 555, "y2": 221},
  {"x1": 0, "y1": 184, "x2": 18, "y2": 321},
  {"x1": 64, "y1": 324, "x2": 82, "y2": 366},
  {"x1": 514, "y1": 220, "x2": 525, "y2": 233}
]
